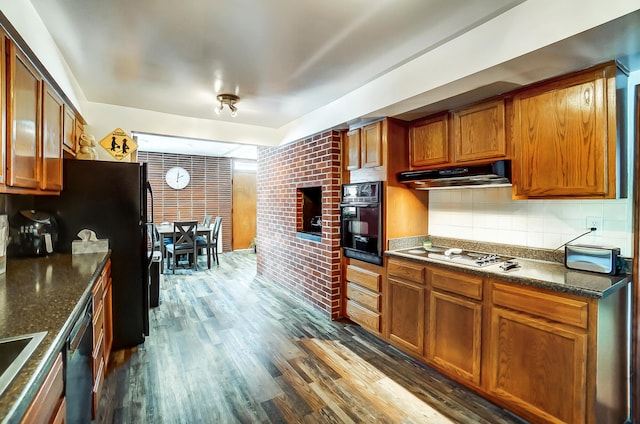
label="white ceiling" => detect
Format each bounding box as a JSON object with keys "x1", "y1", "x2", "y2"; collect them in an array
[
  {"x1": 21, "y1": 1, "x2": 640, "y2": 155},
  {"x1": 29, "y1": 0, "x2": 526, "y2": 129}
]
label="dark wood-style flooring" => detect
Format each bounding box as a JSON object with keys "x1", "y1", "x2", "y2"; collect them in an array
[{"x1": 97, "y1": 252, "x2": 527, "y2": 423}]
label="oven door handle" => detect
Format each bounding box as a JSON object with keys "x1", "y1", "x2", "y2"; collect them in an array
[{"x1": 339, "y1": 202, "x2": 378, "y2": 208}]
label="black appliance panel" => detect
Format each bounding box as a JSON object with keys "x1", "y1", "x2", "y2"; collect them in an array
[
  {"x1": 66, "y1": 298, "x2": 93, "y2": 423},
  {"x1": 340, "y1": 181, "x2": 383, "y2": 265},
  {"x1": 35, "y1": 159, "x2": 151, "y2": 349}
]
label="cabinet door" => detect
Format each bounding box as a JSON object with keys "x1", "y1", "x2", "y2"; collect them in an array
[
  {"x1": 513, "y1": 66, "x2": 612, "y2": 198},
  {"x1": 0, "y1": 30, "x2": 6, "y2": 186},
  {"x1": 21, "y1": 352, "x2": 64, "y2": 424},
  {"x1": 361, "y1": 122, "x2": 382, "y2": 168},
  {"x1": 63, "y1": 105, "x2": 76, "y2": 151},
  {"x1": 6, "y1": 41, "x2": 42, "y2": 189},
  {"x1": 427, "y1": 290, "x2": 482, "y2": 385},
  {"x1": 453, "y1": 99, "x2": 506, "y2": 162},
  {"x1": 409, "y1": 113, "x2": 449, "y2": 168},
  {"x1": 387, "y1": 277, "x2": 424, "y2": 355},
  {"x1": 345, "y1": 128, "x2": 361, "y2": 170},
  {"x1": 488, "y1": 307, "x2": 587, "y2": 424},
  {"x1": 41, "y1": 83, "x2": 64, "y2": 191}
]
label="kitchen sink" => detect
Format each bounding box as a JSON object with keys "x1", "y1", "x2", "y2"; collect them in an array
[{"x1": 0, "y1": 331, "x2": 47, "y2": 396}]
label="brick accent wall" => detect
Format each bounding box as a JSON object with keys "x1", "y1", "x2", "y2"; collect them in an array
[
  {"x1": 137, "y1": 151, "x2": 232, "y2": 252},
  {"x1": 257, "y1": 131, "x2": 342, "y2": 318}
]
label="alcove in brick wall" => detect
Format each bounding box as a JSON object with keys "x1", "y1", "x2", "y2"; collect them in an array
[{"x1": 299, "y1": 186, "x2": 322, "y2": 236}]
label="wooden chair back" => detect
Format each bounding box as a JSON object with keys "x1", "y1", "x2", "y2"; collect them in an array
[{"x1": 172, "y1": 221, "x2": 198, "y2": 249}]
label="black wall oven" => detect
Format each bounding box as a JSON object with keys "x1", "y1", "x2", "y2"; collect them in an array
[{"x1": 340, "y1": 181, "x2": 383, "y2": 265}]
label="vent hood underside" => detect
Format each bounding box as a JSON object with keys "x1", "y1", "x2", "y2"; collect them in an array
[{"x1": 398, "y1": 160, "x2": 512, "y2": 190}]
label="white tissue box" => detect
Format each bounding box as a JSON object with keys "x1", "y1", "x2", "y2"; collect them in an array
[{"x1": 72, "y1": 239, "x2": 109, "y2": 254}]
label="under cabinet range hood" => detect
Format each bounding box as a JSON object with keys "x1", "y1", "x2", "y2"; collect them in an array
[{"x1": 398, "y1": 160, "x2": 512, "y2": 190}]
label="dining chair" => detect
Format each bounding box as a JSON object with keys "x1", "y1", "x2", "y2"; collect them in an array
[
  {"x1": 196, "y1": 215, "x2": 213, "y2": 255},
  {"x1": 197, "y1": 216, "x2": 222, "y2": 267},
  {"x1": 165, "y1": 221, "x2": 198, "y2": 273},
  {"x1": 209, "y1": 217, "x2": 222, "y2": 265},
  {"x1": 151, "y1": 224, "x2": 165, "y2": 273}
]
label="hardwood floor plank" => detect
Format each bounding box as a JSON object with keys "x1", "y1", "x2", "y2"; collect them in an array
[
  {"x1": 307, "y1": 382, "x2": 356, "y2": 424},
  {"x1": 222, "y1": 329, "x2": 284, "y2": 403},
  {"x1": 269, "y1": 352, "x2": 326, "y2": 413},
  {"x1": 97, "y1": 252, "x2": 526, "y2": 424}
]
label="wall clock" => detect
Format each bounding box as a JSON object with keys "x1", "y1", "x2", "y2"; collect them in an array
[{"x1": 165, "y1": 166, "x2": 190, "y2": 189}]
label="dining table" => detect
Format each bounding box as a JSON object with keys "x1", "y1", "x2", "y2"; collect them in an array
[{"x1": 156, "y1": 222, "x2": 213, "y2": 271}]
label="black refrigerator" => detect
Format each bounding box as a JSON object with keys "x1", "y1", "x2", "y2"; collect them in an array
[{"x1": 36, "y1": 159, "x2": 152, "y2": 350}]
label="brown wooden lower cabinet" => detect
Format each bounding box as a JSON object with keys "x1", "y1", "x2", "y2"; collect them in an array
[
  {"x1": 387, "y1": 276, "x2": 424, "y2": 355},
  {"x1": 427, "y1": 289, "x2": 482, "y2": 385},
  {"x1": 386, "y1": 259, "x2": 426, "y2": 355},
  {"x1": 91, "y1": 258, "x2": 112, "y2": 418},
  {"x1": 345, "y1": 261, "x2": 383, "y2": 334},
  {"x1": 370, "y1": 257, "x2": 629, "y2": 424},
  {"x1": 426, "y1": 267, "x2": 483, "y2": 386},
  {"x1": 20, "y1": 352, "x2": 65, "y2": 424},
  {"x1": 488, "y1": 306, "x2": 587, "y2": 423}
]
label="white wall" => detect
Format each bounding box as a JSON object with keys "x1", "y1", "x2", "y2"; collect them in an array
[{"x1": 429, "y1": 187, "x2": 633, "y2": 256}]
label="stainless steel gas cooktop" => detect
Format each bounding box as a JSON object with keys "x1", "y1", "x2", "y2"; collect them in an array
[{"x1": 399, "y1": 246, "x2": 510, "y2": 268}]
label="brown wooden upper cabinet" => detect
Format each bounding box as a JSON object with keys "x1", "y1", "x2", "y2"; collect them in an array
[
  {"x1": 409, "y1": 113, "x2": 449, "y2": 168},
  {"x1": 5, "y1": 38, "x2": 68, "y2": 194},
  {"x1": 361, "y1": 121, "x2": 382, "y2": 168},
  {"x1": 409, "y1": 98, "x2": 507, "y2": 170},
  {"x1": 345, "y1": 121, "x2": 383, "y2": 171},
  {"x1": 41, "y1": 83, "x2": 64, "y2": 191},
  {"x1": 0, "y1": 29, "x2": 6, "y2": 186},
  {"x1": 345, "y1": 128, "x2": 361, "y2": 170},
  {"x1": 6, "y1": 39, "x2": 42, "y2": 190},
  {"x1": 452, "y1": 98, "x2": 506, "y2": 162},
  {"x1": 512, "y1": 62, "x2": 619, "y2": 199}
]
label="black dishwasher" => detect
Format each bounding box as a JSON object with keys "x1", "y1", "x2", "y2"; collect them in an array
[{"x1": 66, "y1": 298, "x2": 93, "y2": 423}]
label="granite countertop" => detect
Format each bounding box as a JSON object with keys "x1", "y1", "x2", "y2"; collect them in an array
[
  {"x1": 0, "y1": 252, "x2": 110, "y2": 423},
  {"x1": 386, "y1": 236, "x2": 629, "y2": 299}
]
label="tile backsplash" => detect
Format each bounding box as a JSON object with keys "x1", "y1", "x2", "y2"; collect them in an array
[{"x1": 428, "y1": 186, "x2": 633, "y2": 257}]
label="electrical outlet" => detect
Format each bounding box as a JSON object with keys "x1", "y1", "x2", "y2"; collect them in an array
[{"x1": 585, "y1": 216, "x2": 603, "y2": 231}]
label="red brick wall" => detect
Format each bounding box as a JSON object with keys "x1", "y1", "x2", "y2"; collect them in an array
[
  {"x1": 257, "y1": 131, "x2": 342, "y2": 318},
  {"x1": 137, "y1": 151, "x2": 232, "y2": 252}
]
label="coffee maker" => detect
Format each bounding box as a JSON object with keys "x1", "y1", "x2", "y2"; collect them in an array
[{"x1": 8, "y1": 210, "x2": 59, "y2": 257}]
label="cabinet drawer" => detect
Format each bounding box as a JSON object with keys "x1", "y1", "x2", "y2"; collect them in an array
[
  {"x1": 429, "y1": 267, "x2": 483, "y2": 300},
  {"x1": 92, "y1": 276, "x2": 104, "y2": 313},
  {"x1": 388, "y1": 260, "x2": 424, "y2": 284},
  {"x1": 347, "y1": 300, "x2": 380, "y2": 332},
  {"x1": 92, "y1": 357, "x2": 105, "y2": 419},
  {"x1": 492, "y1": 282, "x2": 589, "y2": 329},
  {"x1": 346, "y1": 265, "x2": 381, "y2": 292},
  {"x1": 101, "y1": 259, "x2": 111, "y2": 279},
  {"x1": 92, "y1": 330, "x2": 104, "y2": 377},
  {"x1": 92, "y1": 301, "x2": 104, "y2": 347},
  {"x1": 347, "y1": 282, "x2": 381, "y2": 312}
]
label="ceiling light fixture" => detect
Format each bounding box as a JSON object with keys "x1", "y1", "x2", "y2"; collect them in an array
[{"x1": 215, "y1": 93, "x2": 239, "y2": 117}]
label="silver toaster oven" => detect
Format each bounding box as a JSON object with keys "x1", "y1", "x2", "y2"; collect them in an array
[{"x1": 564, "y1": 244, "x2": 621, "y2": 275}]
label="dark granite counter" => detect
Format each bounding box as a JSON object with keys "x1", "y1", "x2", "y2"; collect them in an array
[
  {"x1": 0, "y1": 252, "x2": 110, "y2": 423},
  {"x1": 385, "y1": 237, "x2": 630, "y2": 299}
]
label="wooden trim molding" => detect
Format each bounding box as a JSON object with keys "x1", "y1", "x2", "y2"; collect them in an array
[{"x1": 632, "y1": 84, "x2": 639, "y2": 424}]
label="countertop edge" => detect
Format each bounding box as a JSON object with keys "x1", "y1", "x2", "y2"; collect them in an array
[
  {"x1": 1, "y1": 252, "x2": 111, "y2": 424},
  {"x1": 385, "y1": 249, "x2": 629, "y2": 299}
]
